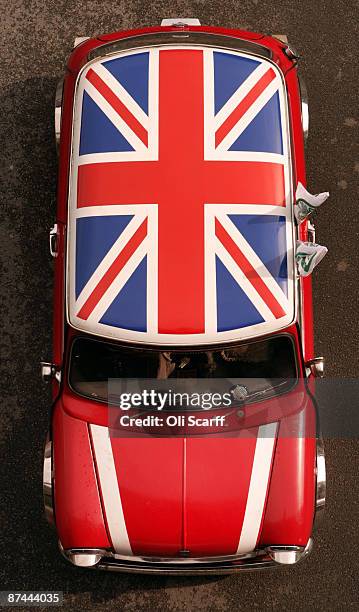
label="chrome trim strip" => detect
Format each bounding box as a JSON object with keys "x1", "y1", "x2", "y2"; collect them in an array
[
  {"x1": 43, "y1": 437, "x2": 54, "y2": 524},
  {"x1": 315, "y1": 436, "x2": 326, "y2": 513},
  {"x1": 97, "y1": 558, "x2": 276, "y2": 574},
  {"x1": 54, "y1": 77, "x2": 64, "y2": 152},
  {"x1": 298, "y1": 72, "x2": 309, "y2": 141},
  {"x1": 88, "y1": 32, "x2": 272, "y2": 62}
]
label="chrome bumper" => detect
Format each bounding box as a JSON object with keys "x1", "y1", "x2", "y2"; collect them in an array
[{"x1": 61, "y1": 539, "x2": 313, "y2": 575}]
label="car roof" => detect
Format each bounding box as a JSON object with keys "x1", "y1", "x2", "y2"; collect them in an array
[{"x1": 66, "y1": 45, "x2": 296, "y2": 346}]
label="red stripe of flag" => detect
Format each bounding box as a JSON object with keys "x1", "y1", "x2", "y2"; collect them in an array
[
  {"x1": 77, "y1": 219, "x2": 148, "y2": 320},
  {"x1": 215, "y1": 68, "x2": 276, "y2": 147},
  {"x1": 86, "y1": 68, "x2": 148, "y2": 147},
  {"x1": 215, "y1": 219, "x2": 285, "y2": 319}
]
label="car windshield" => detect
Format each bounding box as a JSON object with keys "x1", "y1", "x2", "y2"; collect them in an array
[{"x1": 69, "y1": 335, "x2": 297, "y2": 405}]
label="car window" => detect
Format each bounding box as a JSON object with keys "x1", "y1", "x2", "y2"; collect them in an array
[{"x1": 69, "y1": 335, "x2": 297, "y2": 405}]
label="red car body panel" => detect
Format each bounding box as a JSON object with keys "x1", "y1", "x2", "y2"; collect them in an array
[
  {"x1": 49, "y1": 24, "x2": 319, "y2": 565},
  {"x1": 52, "y1": 406, "x2": 110, "y2": 549},
  {"x1": 259, "y1": 420, "x2": 316, "y2": 546},
  {"x1": 53, "y1": 394, "x2": 316, "y2": 553}
]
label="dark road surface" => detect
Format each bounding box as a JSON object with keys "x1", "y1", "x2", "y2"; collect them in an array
[{"x1": 0, "y1": 1, "x2": 358, "y2": 610}]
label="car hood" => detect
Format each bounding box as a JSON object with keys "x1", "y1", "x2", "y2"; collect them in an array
[
  {"x1": 54, "y1": 383, "x2": 316, "y2": 555},
  {"x1": 89, "y1": 423, "x2": 277, "y2": 556}
]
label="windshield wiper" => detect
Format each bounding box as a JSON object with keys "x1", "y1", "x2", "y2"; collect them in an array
[{"x1": 229, "y1": 380, "x2": 289, "y2": 405}]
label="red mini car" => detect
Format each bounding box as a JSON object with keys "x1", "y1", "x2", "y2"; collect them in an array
[{"x1": 42, "y1": 18, "x2": 326, "y2": 573}]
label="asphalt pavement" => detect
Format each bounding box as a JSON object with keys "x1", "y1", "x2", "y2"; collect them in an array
[{"x1": 0, "y1": 1, "x2": 358, "y2": 610}]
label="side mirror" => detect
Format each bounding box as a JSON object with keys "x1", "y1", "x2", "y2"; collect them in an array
[
  {"x1": 49, "y1": 224, "x2": 58, "y2": 258},
  {"x1": 41, "y1": 362, "x2": 61, "y2": 383},
  {"x1": 305, "y1": 356, "x2": 324, "y2": 378}
]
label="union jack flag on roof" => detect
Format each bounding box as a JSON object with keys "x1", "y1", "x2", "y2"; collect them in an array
[{"x1": 67, "y1": 46, "x2": 295, "y2": 345}]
